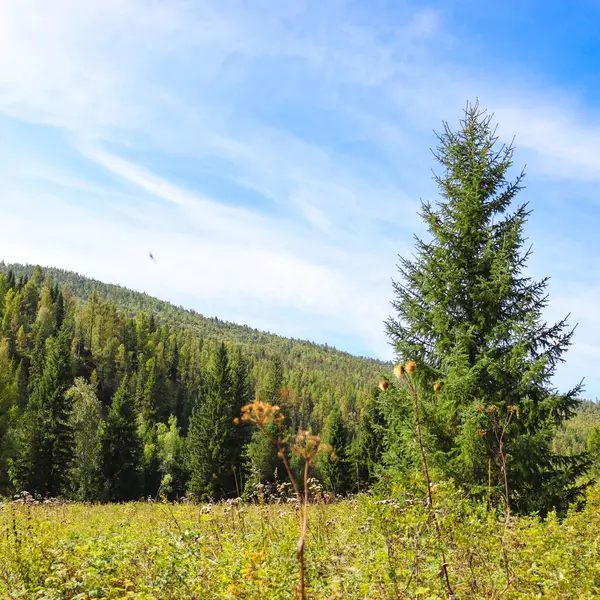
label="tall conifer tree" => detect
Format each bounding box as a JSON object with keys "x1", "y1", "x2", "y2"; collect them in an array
[
  {"x1": 0, "y1": 339, "x2": 17, "y2": 495},
  {"x1": 385, "y1": 102, "x2": 589, "y2": 515},
  {"x1": 187, "y1": 343, "x2": 238, "y2": 499},
  {"x1": 19, "y1": 328, "x2": 74, "y2": 496},
  {"x1": 101, "y1": 376, "x2": 141, "y2": 501},
  {"x1": 317, "y1": 405, "x2": 351, "y2": 495},
  {"x1": 245, "y1": 355, "x2": 286, "y2": 486}
]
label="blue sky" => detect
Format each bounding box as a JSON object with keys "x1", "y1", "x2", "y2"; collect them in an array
[{"x1": 1, "y1": 0, "x2": 600, "y2": 397}]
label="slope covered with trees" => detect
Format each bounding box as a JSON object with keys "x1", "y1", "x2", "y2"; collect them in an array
[{"x1": 0, "y1": 263, "x2": 387, "y2": 500}]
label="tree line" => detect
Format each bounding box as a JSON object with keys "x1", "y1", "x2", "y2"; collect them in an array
[{"x1": 0, "y1": 266, "x2": 384, "y2": 501}]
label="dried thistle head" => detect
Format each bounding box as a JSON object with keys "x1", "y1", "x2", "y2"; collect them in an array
[
  {"x1": 433, "y1": 382, "x2": 442, "y2": 393},
  {"x1": 239, "y1": 400, "x2": 285, "y2": 430},
  {"x1": 393, "y1": 364, "x2": 405, "y2": 378},
  {"x1": 291, "y1": 430, "x2": 333, "y2": 465},
  {"x1": 487, "y1": 405, "x2": 499, "y2": 414},
  {"x1": 405, "y1": 360, "x2": 417, "y2": 374},
  {"x1": 379, "y1": 380, "x2": 389, "y2": 392}
]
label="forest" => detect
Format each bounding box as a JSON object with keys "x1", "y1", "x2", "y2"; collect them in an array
[
  {"x1": 0, "y1": 261, "x2": 390, "y2": 502},
  {"x1": 2, "y1": 104, "x2": 600, "y2": 599}
]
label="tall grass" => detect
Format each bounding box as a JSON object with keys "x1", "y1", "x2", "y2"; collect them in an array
[{"x1": 2, "y1": 485, "x2": 600, "y2": 598}]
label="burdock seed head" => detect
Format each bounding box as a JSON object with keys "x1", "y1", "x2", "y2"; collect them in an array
[
  {"x1": 405, "y1": 360, "x2": 417, "y2": 374},
  {"x1": 393, "y1": 364, "x2": 405, "y2": 378}
]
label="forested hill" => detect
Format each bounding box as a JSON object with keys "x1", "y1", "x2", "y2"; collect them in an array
[
  {"x1": 0, "y1": 262, "x2": 386, "y2": 365},
  {"x1": 0, "y1": 261, "x2": 389, "y2": 500},
  {"x1": 0, "y1": 261, "x2": 389, "y2": 358}
]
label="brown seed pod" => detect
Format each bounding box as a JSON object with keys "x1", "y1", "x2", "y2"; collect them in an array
[
  {"x1": 405, "y1": 360, "x2": 417, "y2": 374},
  {"x1": 393, "y1": 364, "x2": 405, "y2": 378},
  {"x1": 379, "y1": 380, "x2": 389, "y2": 392},
  {"x1": 433, "y1": 382, "x2": 442, "y2": 393}
]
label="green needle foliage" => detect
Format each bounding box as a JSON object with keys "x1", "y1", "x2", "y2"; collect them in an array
[
  {"x1": 100, "y1": 376, "x2": 141, "y2": 501},
  {"x1": 17, "y1": 327, "x2": 74, "y2": 497},
  {"x1": 187, "y1": 343, "x2": 245, "y2": 499},
  {"x1": 385, "y1": 102, "x2": 591, "y2": 515}
]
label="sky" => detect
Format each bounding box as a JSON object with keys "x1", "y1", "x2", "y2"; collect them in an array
[{"x1": 1, "y1": 0, "x2": 600, "y2": 397}]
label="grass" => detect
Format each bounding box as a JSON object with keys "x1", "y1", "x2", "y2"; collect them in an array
[{"x1": 2, "y1": 483, "x2": 600, "y2": 599}]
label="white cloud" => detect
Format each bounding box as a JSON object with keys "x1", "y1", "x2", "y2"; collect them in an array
[{"x1": 1, "y1": 0, "x2": 600, "y2": 392}]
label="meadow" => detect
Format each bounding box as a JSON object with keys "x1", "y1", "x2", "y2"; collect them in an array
[{"x1": 2, "y1": 482, "x2": 600, "y2": 600}]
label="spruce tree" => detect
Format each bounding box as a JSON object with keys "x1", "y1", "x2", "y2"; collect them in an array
[
  {"x1": 385, "y1": 102, "x2": 589, "y2": 515},
  {"x1": 101, "y1": 376, "x2": 141, "y2": 501},
  {"x1": 187, "y1": 342, "x2": 238, "y2": 499},
  {"x1": 14, "y1": 358, "x2": 28, "y2": 410},
  {"x1": 245, "y1": 355, "x2": 286, "y2": 486},
  {"x1": 317, "y1": 405, "x2": 350, "y2": 495},
  {"x1": 0, "y1": 339, "x2": 18, "y2": 495},
  {"x1": 141, "y1": 356, "x2": 168, "y2": 422},
  {"x1": 6, "y1": 269, "x2": 15, "y2": 291},
  {"x1": 138, "y1": 417, "x2": 161, "y2": 497},
  {"x1": 229, "y1": 348, "x2": 253, "y2": 493},
  {"x1": 54, "y1": 289, "x2": 65, "y2": 330},
  {"x1": 18, "y1": 328, "x2": 74, "y2": 496}
]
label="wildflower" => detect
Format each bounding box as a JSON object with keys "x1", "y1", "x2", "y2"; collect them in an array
[
  {"x1": 433, "y1": 382, "x2": 442, "y2": 393},
  {"x1": 405, "y1": 360, "x2": 417, "y2": 374},
  {"x1": 393, "y1": 364, "x2": 405, "y2": 378},
  {"x1": 291, "y1": 430, "x2": 333, "y2": 466},
  {"x1": 379, "y1": 380, "x2": 389, "y2": 392},
  {"x1": 487, "y1": 405, "x2": 499, "y2": 414},
  {"x1": 475, "y1": 404, "x2": 485, "y2": 412},
  {"x1": 239, "y1": 400, "x2": 284, "y2": 429},
  {"x1": 507, "y1": 405, "x2": 520, "y2": 414},
  {"x1": 476, "y1": 429, "x2": 488, "y2": 437}
]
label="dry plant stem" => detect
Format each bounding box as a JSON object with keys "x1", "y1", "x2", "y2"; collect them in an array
[
  {"x1": 271, "y1": 434, "x2": 307, "y2": 600},
  {"x1": 300, "y1": 460, "x2": 310, "y2": 598},
  {"x1": 487, "y1": 457, "x2": 492, "y2": 513},
  {"x1": 407, "y1": 377, "x2": 455, "y2": 599},
  {"x1": 489, "y1": 409, "x2": 515, "y2": 594},
  {"x1": 491, "y1": 411, "x2": 514, "y2": 529},
  {"x1": 232, "y1": 465, "x2": 240, "y2": 498},
  {"x1": 242, "y1": 400, "x2": 331, "y2": 600}
]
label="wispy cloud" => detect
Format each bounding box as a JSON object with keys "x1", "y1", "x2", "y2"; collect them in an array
[{"x1": 1, "y1": 0, "x2": 600, "y2": 392}]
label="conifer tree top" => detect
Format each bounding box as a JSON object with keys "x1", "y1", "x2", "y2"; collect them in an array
[{"x1": 387, "y1": 101, "x2": 575, "y2": 395}]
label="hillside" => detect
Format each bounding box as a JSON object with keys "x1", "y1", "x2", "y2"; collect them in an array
[
  {"x1": 0, "y1": 261, "x2": 388, "y2": 375},
  {"x1": 553, "y1": 399, "x2": 600, "y2": 456},
  {"x1": 0, "y1": 261, "x2": 389, "y2": 501}
]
